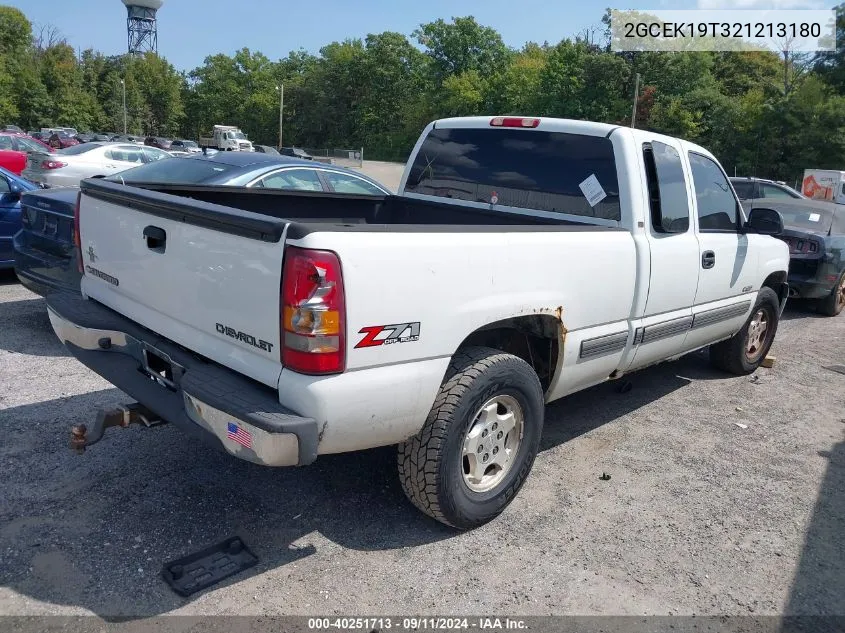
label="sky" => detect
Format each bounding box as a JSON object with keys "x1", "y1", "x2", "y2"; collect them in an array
[{"x1": 7, "y1": 0, "x2": 836, "y2": 71}]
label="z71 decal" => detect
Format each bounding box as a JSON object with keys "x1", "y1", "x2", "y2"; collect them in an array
[{"x1": 355, "y1": 322, "x2": 421, "y2": 348}]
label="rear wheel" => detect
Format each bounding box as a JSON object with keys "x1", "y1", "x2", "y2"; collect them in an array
[
  {"x1": 710, "y1": 287, "x2": 780, "y2": 375},
  {"x1": 818, "y1": 272, "x2": 845, "y2": 317},
  {"x1": 398, "y1": 347, "x2": 544, "y2": 530}
]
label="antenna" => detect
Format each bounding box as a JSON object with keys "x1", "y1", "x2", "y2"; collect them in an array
[{"x1": 122, "y1": 0, "x2": 163, "y2": 55}]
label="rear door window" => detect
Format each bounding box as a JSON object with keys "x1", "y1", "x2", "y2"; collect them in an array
[
  {"x1": 323, "y1": 171, "x2": 386, "y2": 195},
  {"x1": 405, "y1": 127, "x2": 621, "y2": 221},
  {"x1": 643, "y1": 141, "x2": 690, "y2": 234},
  {"x1": 760, "y1": 184, "x2": 796, "y2": 199}
]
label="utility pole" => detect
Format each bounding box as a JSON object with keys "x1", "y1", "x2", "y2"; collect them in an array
[
  {"x1": 630, "y1": 73, "x2": 640, "y2": 128},
  {"x1": 121, "y1": 79, "x2": 127, "y2": 134},
  {"x1": 277, "y1": 84, "x2": 284, "y2": 149}
]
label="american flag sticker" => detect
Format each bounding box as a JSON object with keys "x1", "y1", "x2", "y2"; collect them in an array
[{"x1": 227, "y1": 422, "x2": 253, "y2": 449}]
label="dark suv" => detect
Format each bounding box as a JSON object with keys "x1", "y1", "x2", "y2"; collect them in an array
[
  {"x1": 144, "y1": 136, "x2": 173, "y2": 150},
  {"x1": 730, "y1": 177, "x2": 805, "y2": 201}
]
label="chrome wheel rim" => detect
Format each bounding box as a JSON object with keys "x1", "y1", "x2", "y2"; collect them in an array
[
  {"x1": 745, "y1": 308, "x2": 769, "y2": 362},
  {"x1": 461, "y1": 395, "x2": 524, "y2": 493}
]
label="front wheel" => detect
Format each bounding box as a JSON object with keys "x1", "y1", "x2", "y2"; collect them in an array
[
  {"x1": 709, "y1": 287, "x2": 780, "y2": 375},
  {"x1": 398, "y1": 347, "x2": 544, "y2": 530},
  {"x1": 817, "y1": 272, "x2": 845, "y2": 317}
]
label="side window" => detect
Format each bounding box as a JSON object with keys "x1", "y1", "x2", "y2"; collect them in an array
[
  {"x1": 323, "y1": 172, "x2": 385, "y2": 195},
  {"x1": 257, "y1": 168, "x2": 323, "y2": 192},
  {"x1": 730, "y1": 181, "x2": 755, "y2": 200},
  {"x1": 760, "y1": 184, "x2": 794, "y2": 199},
  {"x1": 0, "y1": 135, "x2": 13, "y2": 150},
  {"x1": 643, "y1": 141, "x2": 690, "y2": 234},
  {"x1": 689, "y1": 153, "x2": 739, "y2": 232},
  {"x1": 141, "y1": 147, "x2": 168, "y2": 163}
]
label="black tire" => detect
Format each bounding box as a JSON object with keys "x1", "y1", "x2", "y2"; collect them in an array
[
  {"x1": 817, "y1": 271, "x2": 845, "y2": 317},
  {"x1": 397, "y1": 346, "x2": 544, "y2": 530},
  {"x1": 709, "y1": 287, "x2": 780, "y2": 375}
]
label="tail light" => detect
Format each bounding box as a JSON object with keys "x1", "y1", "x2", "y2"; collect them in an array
[
  {"x1": 281, "y1": 247, "x2": 346, "y2": 374},
  {"x1": 490, "y1": 117, "x2": 540, "y2": 128},
  {"x1": 73, "y1": 191, "x2": 83, "y2": 273},
  {"x1": 41, "y1": 160, "x2": 67, "y2": 170},
  {"x1": 785, "y1": 237, "x2": 820, "y2": 254}
]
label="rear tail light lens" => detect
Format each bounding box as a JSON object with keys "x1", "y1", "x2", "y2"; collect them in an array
[
  {"x1": 786, "y1": 238, "x2": 819, "y2": 254},
  {"x1": 41, "y1": 160, "x2": 67, "y2": 170},
  {"x1": 490, "y1": 117, "x2": 540, "y2": 128},
  {"x1": 281, "y1": 247, "x2": 346, "y2": 374},
  {"x1": 73, "y1": 191, "x2": 83, "y2": 273}
]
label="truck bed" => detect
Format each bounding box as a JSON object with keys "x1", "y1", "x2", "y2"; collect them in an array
[{"x1": 86, "y1": 179, "x2": 621, "y2": 238}]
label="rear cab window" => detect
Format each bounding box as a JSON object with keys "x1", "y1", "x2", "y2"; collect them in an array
[{"x1": 404, "y1": 126, "x2": 621, "y2": 222}]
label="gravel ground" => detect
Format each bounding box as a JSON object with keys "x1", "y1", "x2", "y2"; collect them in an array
[{"x1": 0, "y1": 269, "x2": 843, "y2": 619}]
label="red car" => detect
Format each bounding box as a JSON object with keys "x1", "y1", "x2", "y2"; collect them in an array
[
  {"x1": 0, "y1": 132, "x2": 54, "y2": 175},
  {"x1": 47, "y1": 131, "x2": 79, "y2": 149}
]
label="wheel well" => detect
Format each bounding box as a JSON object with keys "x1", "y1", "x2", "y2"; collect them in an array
[
  {"x1": 762, "y1": 271, "x2": 788, "y2": 305},
  {"x1": 457, "y1": 315, "x2": 561, "y2": 390}
]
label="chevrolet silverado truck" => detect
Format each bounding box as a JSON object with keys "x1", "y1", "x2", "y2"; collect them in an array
[{"x1": 46, "y1": 116, "x2": 789, "y2": 529}]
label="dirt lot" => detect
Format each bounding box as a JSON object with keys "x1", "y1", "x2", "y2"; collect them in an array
[
  {"x1": 0, "y1": 270, "x2": 843, "y2": 619},
  {"x1": 354, "y1": 161, "x2": 405, "y2": 191}
]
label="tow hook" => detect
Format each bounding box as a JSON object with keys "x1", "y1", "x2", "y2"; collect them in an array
[{"x1": 70, "y1": 403, "x2": 164, "y2": 453}]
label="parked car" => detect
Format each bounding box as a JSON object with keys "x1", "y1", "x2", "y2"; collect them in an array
[
  {"x1": 21, "y1": 142, "x2": 172, "y2": 188},
  {"x1": 170, "y1": 139, "x2": 201, "y2": 154},
  {"x1": 29, "y1": 131, "x2": 47, "y2": 142},
  {"x1": 254, "y1": 144, "x2": 281, "y2": 155},
  {"x1": 0, "y1": 133, "x2": 55, "y2": 175},
  {"x1": 2, "y1": 124, "x2": 23, "y2": 133},
  {"x1": 145, "y1": 136, "x2": 173, "y2": 150},
  {"x1": 280, "y1": 146, "x2": 313, "y2": 160},
  {"x1": 112, "y1": 134, "x2": 144, "y2": 145},
  {"x1": 13, "y1": 186, "x2": 79, "y2": 293},
  {"x1": 731, "y1": 177, "x2": 805, "y2": 201},
  {"x1": 48, "y1": 131, "x2": 80, "y2": 149},
  {"x1": 74, "y1": 133, "x2": 95, "y2": 144},
  {"x1": 91, "y1": 133, "x2": 112, "y2": 142},
  {"x1": 46, "y1": 116, "x2": 789, "y2": 529},
  {"x1": 739, "y1": 196, "x2": 845, "y2": 316},
  {"x1": 0, "y1": 166, "x2": 38, "y2": 269},
  {"x1": 111, "y1": 151, "x2": 391, "y2": 194},
  {"x1": 16, "y1": 153, "x2": 390, "y2": 296}
]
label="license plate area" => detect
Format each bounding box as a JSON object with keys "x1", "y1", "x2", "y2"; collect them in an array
[{"x1": 140, "y1": 345, "x2": 183, "y2": 391}]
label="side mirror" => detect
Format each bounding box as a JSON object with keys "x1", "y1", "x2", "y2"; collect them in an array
[
  {"x1": 745, "y1": 207, "x2": 783, "y2": 236},
  {"x1": 1, "y1": 180, "x2": 22, "y2": 201}
]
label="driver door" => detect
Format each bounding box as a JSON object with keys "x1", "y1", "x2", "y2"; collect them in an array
[{"x1": 684, "y1": 152, "x2": 758, "y2": 348}]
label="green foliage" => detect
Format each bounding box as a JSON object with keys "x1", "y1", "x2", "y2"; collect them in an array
[{"x1": 1, "y1": 6, "x2": 844, "y2": 179}]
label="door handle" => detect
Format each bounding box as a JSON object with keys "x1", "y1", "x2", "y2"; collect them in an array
[
  {"x1": 143, "y1": 225, "x2": 166, "y2": 252},
  {"x1": 702, "y1": 250, "x2": 716, "y2": 269}
]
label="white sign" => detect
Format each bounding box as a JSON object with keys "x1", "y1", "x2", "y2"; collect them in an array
[
  {"x1": 808, "y1": 213, "x2": 821, "y2": 223},
  {"x1": 579, "y1": 174, "x2": 607, "y2": 207}
]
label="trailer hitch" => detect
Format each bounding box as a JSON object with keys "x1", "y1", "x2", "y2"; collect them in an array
[{"x1": 70, "y1": 403, "x2": 165, "y2": 453}]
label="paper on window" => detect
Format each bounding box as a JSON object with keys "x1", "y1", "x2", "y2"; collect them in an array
[
  {"x1": 808, "y1": 213, "x2": 821, "y2": 222},
  {"x1": 579, "y1": 174, "x2": 607, "y2": 207}
]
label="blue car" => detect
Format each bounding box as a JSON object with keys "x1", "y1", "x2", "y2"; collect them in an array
[
  {"x1": 13, "y1": 153, "x2": 391, "y2": 296},
  {"x1": 0, "y1": 167, "x2": 39, "y2": 269},
  {"x1": 13, "y1": 187, "x2": 79, "y2": 295}
]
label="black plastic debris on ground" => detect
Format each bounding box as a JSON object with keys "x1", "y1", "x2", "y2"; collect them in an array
[{"x1": 161, "y1": 536, "x2": 258, "y2": 597}]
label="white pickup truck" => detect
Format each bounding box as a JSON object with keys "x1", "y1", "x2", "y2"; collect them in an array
[{"x1": 47, "y1": 116, "x2": 789, "y2": 529}]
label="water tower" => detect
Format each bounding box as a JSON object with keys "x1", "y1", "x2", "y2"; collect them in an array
[{"x1": 122, "y1": 0, "x2": 163, "y2": 55}]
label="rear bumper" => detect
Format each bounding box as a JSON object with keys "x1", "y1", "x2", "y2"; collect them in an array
[
  {"x1": 787, "y1": 274, "x2": 838, "y2": 300},
  {"x1": 13, "y1": 233, "x2": 80, "y2": 297},
  {"x1": 46, "y1": 292, "x2": 319, "y2": 467}
]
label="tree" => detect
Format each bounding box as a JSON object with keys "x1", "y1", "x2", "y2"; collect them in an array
[{"x1": 414, "y1": 16, "x2": 511, "y2": 82}]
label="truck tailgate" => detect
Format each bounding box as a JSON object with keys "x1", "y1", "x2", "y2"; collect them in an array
[{"x1": 77, "y1": 179, "x2": 287, "y2": 387}]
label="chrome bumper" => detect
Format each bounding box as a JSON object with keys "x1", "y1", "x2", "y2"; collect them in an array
[{"x1": 47, "y1": 298, "x2": 317, "y2": 467}]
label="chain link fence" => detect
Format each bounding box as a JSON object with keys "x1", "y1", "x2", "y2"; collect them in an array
[{"x1": 302, "y1": 148, "x2": 364, "y2": 168}]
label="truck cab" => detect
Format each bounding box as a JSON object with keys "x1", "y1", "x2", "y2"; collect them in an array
[{"x1": 201, "y1": 125, "x2": 254, "y2": 152}]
